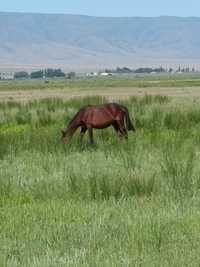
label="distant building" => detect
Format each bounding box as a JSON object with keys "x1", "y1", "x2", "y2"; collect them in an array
[
  {"x1": 100, "y1": 72, "x2": 113, "y2": 76},
  {"x1": 0, "y1": 72, "x2": 14, "y2": 80},
  {"x1": 85, "y1": 71, "x2": 113, "y2": 77},
  {"x1": 86, "y1": 72, "x2": 98, "y2": 77}
]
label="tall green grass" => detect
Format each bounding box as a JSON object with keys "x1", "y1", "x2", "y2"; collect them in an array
[
  {"x1": 1, "y1": 95, "x2": 200, "y2": 200},
  {"x1": 1, "y1": 95, "x2": 200, "y2": 266}
]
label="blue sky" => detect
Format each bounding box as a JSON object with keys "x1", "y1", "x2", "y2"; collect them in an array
[{"x1": 1, "y1": 0, "x2": 200, "y2": 17}]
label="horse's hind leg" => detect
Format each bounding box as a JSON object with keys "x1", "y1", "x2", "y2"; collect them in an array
[
  {"x1": 112, "y1": 122, "x2": 124, "y2": 140},
  {"x1": 116, "y1": 119, "x2": 128, "y2": 140},
  {"x1": 122, "y1": 127, "x2": 128, "y2": 140}
]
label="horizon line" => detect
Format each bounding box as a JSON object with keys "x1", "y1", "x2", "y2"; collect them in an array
[{"x1": 0, "y1": 10, "x2": 199, "y2": 19}]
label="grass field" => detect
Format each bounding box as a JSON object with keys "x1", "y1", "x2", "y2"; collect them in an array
[
  {"x1": 1, "y1": 73, "x2": 200, "y2": 92},
  {"x1": 1, "y1": 74, "x2": 200, "y2": 102},
  {"x1": 1, "y1": 76, "x2": 200, "y2": 266}
]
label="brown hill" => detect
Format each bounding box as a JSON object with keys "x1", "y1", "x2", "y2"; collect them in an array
[{"x1": 0, "y1": 12, "x2": 200, "y2": 70}]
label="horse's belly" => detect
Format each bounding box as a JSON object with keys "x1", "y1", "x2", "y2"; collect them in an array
[
  {"x1": 84, "y1": 109, "x2": 114, "y2": 128},
  {"x1": 93, "y1": 123, "x2": 110, "y2": 129},
  {"x1": 92, "y1": 118, "x2": 113, "y2": 129}
]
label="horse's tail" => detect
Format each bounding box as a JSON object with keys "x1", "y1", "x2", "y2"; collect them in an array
[{"x1": 121, "y1": 106, "x2": 136, "y2": 131}]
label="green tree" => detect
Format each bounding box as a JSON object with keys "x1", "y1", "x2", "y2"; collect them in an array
[
  {"x1": 67, "y1": 72, "x2": 76, "y2": 79},
  {"x1": 14, "y1": 71, "x2": 29, "y2": 79},
  {"x1": 45, "y1": 69, "x2": 65, "y2": 78},
  {"x1": 30, "y1": 70, "x2": 44, "y2": 79}
]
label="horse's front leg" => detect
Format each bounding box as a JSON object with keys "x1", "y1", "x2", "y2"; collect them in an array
[
  {"x1": 79, "y1": 127, "x2": 87, "y2": 144},
  {"x1": 88, "y1": 126, "x2": 94, "y2": 145}
]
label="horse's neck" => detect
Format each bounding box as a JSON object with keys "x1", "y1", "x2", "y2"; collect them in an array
[{"x1": 66, "y1": 119, "x2": 79, "y2": 137}]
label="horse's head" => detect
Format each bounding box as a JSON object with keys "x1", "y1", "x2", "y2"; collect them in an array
[{"x1": 61, "y1": 130, "x2": 69, "y2": 144}]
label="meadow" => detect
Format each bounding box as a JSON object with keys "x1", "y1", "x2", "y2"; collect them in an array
[
  {"x1": 1, "y1": 77, "x2": 200, "y2": 266},
  {"x1": 1, "y1": 73, "x2": 200, "y2": 92}
]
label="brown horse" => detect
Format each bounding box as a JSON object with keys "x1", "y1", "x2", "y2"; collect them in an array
[{"x1": 61, "y1": 103, "x2": 135, "y2": 144}]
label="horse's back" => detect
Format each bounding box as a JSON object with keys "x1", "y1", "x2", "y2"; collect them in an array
[{"x1": 79, "y1": 103, "x2": 120, "y2": 128}]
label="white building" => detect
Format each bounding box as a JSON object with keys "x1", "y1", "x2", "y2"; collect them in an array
[
  {"x1": 100, "y1": 72, "x2": 113, "y2": 76},
  {"x1": 86, "y1": 72, "x2": 98, "y2": 77},
  {"x1": 0, "y1": 72, "x2": 15, "y2": 80}
]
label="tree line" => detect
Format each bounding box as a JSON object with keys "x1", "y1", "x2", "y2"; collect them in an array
[
  {"x1": 105, "y1": 66, "x2": 196, "y2": 74},
  {"x1": 12, "y1": 66, "x2": 197, "y2": 80},
  {"x1": 14, "y1": 69, "x2": 76, "y2": 79}
]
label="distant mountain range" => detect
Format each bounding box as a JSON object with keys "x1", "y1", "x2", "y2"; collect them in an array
[{"x1": 0, "y1": 12, "x2": 200, "y2": 71}]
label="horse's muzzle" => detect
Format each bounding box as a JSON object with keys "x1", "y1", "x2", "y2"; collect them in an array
[{"x1": 62, "y1": 137, "x2": 68, "y2": 144}]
